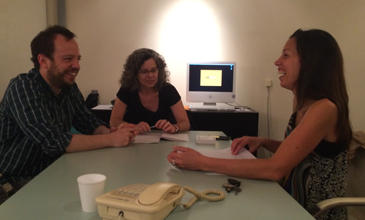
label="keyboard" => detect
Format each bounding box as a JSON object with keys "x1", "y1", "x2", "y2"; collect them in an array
[{"x1": 188, "y1": 103, "x2": 236, "y2": 111}]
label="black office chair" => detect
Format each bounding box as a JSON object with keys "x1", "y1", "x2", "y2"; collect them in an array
[{"x1": 314, "y1": 131, "x2": 365, "y2": 219}]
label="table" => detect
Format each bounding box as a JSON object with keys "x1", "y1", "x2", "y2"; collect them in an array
[
  {"x1": 187, "y1": 107, "x2": 258, "y2": 139},
  {"x1": 0, "y1": 131, "x2": 313, "y2": 220}
]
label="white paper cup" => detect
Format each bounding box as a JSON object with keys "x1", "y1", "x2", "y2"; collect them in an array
[{"x1": 77, "y1": 173, "x2": 106, "y2": 212}]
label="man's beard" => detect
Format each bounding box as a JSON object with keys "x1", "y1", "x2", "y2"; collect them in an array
[{"x1": 47, "y1": 64, "x2": 78, "y2": 90}]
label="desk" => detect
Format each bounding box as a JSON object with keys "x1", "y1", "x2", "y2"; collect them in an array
[
  {"x1": 91, "y1": 105, "x2": 259, "y2": 139},
  {"x1": 0, "y1": 131, "x2": 313, "y2": 220},
  {"x1": 187, "y1": 108, "x2": 258, "y2": 139},
  {"x1": 91, "y1": 104, "x2": 113, "y2": 124}
]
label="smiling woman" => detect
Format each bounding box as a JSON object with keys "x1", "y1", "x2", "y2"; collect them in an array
[
  {"x1": 167, "y1": 29, "x2": 352, "y2": 220},
  {"x1": 275, "y1": 37, "x2": 301, "y2": 91},
  {"x1": 109, "y1": 48, "x2": 190, "y2": 135}
]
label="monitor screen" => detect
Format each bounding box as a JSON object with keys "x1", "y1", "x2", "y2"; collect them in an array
[{"x1": 186, "y1": 63, "x2": 236, "y2": 104}]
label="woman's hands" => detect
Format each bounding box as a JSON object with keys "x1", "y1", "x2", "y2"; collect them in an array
[
  {"x1": 113, "y1": 122, "x2": 150, "y2": 134},
  {"x1": 231, "y1": 136, "x2": 265, "y2": 155},
  {"x1": 155, "y1": 119, "x2": 178, "y2": 133},
  {"x1": 127, "y1": 120, "x2": 178, "y2": 134},
  {"x1": 113, "y1": 120, "x2": 179, "y2": 135},
  {"x1": 134, "y1": 122, "x2": 151, "y2": 134},
  {"x1": 167, "y1": 146, "x2": 205, "y2": 170}
]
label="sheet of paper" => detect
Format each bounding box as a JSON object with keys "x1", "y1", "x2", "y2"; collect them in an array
[
  {"x1": 197, "y1": 147, "x2": 255, "y2": 159},
  {"x1": 92, "y1": 104, "x2": 113, "y2": 110},
  {"x1": 168, "y1": 147, "x2": 255, "y2": 175},
  {"x1": 161, "y1": 133, "x2": 189, "y2": 142}
]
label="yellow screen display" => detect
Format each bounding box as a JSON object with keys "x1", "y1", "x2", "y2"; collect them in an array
[{"x1": 200, "y1": 70, "x2": 222, "y2": 87}]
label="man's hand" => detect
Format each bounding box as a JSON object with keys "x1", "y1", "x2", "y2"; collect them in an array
[{"x1": 109, "y1": 127, "x2": 136, "y2": 147}]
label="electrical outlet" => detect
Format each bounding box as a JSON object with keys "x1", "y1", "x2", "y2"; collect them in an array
[{"x1": 264, "y1": 79, "x2": 272, "y2": 88}]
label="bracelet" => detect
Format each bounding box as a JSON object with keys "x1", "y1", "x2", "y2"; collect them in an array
[{"x1": 174, "y1": 124, "x2": 180, "y2": 133}]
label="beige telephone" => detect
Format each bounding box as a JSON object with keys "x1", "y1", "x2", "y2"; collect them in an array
[
  {"x1": 96, "y1": 182, "x2": 225, "y2": 220},
  {"x1": 96, "y1": 182, "x2": 184, "y2": 220}
]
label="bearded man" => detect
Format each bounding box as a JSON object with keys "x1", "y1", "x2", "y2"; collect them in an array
[{"x1": 0, "y1": 25, "x2": 135, "y2": 204}]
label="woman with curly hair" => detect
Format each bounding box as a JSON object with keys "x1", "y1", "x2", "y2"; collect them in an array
[{"x1": 110, "y1": 48, "x2": 190, "y2": 134}]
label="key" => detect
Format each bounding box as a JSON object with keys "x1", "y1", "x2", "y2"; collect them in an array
[
  {"x1": 228, "y1": 178, "x2": 241, "y2": 187},
  {"x1": 222, "y1": 183, "x2": 234, "y2": 192},
  {"x1": 234, "y1": 186, "x2": 242, "y2": 195}
]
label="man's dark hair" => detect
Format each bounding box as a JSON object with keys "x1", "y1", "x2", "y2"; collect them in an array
[{"x1": 30, "y1": 25, "x2": 76, "y2": 69}]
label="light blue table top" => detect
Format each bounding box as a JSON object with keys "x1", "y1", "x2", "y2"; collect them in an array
[{"x1": 0, "y1": 131, "x2": 314, "y2": 219}]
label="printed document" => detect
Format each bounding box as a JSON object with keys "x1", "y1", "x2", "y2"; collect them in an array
[{"x1": 133, "y1": 132, "x2": 189, "y2": 144}]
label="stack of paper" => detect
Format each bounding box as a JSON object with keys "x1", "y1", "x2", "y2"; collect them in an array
[
  {"x1": 133, "y1": 132, "x2": 189, "y2": 144},
  {"x1": 195, "y1": 135, "x2": 216, "y2": 145},
  {"x1": 133, "y1": 133, "x2": 161, "y2": 143}
]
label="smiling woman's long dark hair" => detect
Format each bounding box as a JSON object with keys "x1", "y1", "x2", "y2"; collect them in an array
[{"x1": 291, "y1": 29, "x2": 352, "y2": 147}]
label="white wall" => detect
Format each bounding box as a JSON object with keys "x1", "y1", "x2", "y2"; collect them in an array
[
  {"x1": 0, "y1": 0, "x2": 47, "y2": 97},
  {"x1": 2, "y1": 0, "x2": 364, "y2": 140},
  {"x1": 64, "y1": 0, "x2": 365, "y2": 139}
]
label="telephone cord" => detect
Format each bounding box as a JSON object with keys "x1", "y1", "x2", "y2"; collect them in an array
[{"x1": 181, "y1": 186, "x2": 225, "y2": 209}]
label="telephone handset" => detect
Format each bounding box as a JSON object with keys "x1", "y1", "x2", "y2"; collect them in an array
[
  {"x1": 96, "y1": 182, "x2": 184, "y2": 220},
  {"x1": 138, "y1": 183, "x2": 182, "y2": 206}
]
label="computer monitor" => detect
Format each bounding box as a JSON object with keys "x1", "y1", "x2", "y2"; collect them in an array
[{"x1": 186, "y1": 62, "x2": 236, "y2": 105}]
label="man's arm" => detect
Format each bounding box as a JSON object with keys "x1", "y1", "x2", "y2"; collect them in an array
[
  {"x1": 66, "y1": 127, "x2": 135, "y2": 152},
  {"x1": 93, "y1": 125, "x2": 111, "y2": 134},
  {"x1": 70, "y1": 84, "x2": 109, "y2": 135}
]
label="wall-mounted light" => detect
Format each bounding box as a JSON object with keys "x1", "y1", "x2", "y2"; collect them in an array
[{"x1": 158, "y1": 0, "x2": 222, "y2": 62}]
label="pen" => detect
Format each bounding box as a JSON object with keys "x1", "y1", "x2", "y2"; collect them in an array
[
  {"x1": 150, "y1": 125, "x2": 156, "y2": 129},
  {"x1": 216, "y1": 135, "x2": 230, "y2": 140}
]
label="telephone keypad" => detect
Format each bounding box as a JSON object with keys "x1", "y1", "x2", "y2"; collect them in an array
[{"x1": 110, "y1": 184, "x2": 148, "y2": 199}]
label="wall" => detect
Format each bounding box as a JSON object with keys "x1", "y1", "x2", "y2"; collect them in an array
[
  {"x1": 0, "y1": 0, "x2": 46, "y2": 97},
  {"x1": 64, "y1": 0, "x2": 365, "y2": 139},
  {"x1": 1, "y1": 0, "x2": 364, "y2": 141}
]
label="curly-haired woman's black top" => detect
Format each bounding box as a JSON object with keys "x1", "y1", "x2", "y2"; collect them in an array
[{"x1": 116, "y1": 83, "x2": 181, "y2": 126}]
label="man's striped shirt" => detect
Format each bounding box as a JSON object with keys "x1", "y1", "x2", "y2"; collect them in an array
[{"x1": 0, "y1": 69, "x2": 105, "y2": 178}]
